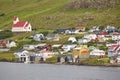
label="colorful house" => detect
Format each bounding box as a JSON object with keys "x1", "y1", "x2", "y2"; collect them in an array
[
  {"x1": 72, "y1": 45, "x2": 89, "y2": 61},
  {"x1": 12, "y1": 16, "x2": 32, "y2": 32}
]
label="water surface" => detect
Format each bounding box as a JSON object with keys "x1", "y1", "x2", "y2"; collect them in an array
[{"x1": 0, "y1": 62, "x2": 120, "y2": 80}]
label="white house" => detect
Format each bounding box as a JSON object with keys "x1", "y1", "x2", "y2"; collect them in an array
[
  {"x1": 23, "y1": 44, "x2": 35, "y2": 50},
  {"x1": 7, "y1": 40, "x2": 16, "y2": 48},
  {"x1": 84, "y1": 34, "x2": 97, "y2": 40},
  {"x1": 68, "y1": 36, "x2": 77, "y2": 43},
  {"x1": 14, "y1": 50, "x2": 35, "y2": 63},
  {"x1": 90, "y1": 48, "x2": 105, "y2": 58},
  {"x1": 111, "y1": 34, "x2": 120, "y2": 40},
  {"x1": 62, "y1": 44, "x2": 77, "y2": 52},
  {"x1": 105, "y1": 25, "x2": 116, "y2": 30},
  {"x1": 33, "y1": 33, "x2": 45, "y2": 41},
  {"x1": 78, "y1": 38, "x2": 90, "y2": 44},
  {"x1": 12, "y1": 16, "x2": 32, "y2": 32},
  {"x1": 89, "y1": 26, "x2": 100, "y2": 32}
]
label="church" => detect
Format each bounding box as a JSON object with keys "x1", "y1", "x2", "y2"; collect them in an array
[{"x1": 11, "y1": 16, "x2": 32, "y2": 32}]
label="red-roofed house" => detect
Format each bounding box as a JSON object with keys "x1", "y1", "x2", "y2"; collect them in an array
[
  {"x1": 108, "y1": 45, "x2": 120, "y2": 57},
  {"x1": 12, "y1": 16, "x2": 32, "y2": 32}
]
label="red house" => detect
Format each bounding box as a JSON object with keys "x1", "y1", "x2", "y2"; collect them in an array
[{"x1": 0, "y1": 40, "x2": 7, "y2": 47}]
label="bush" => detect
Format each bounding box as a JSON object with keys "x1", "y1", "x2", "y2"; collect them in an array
[{"x1": 0, "y1": 30, "x2": 13, "y2": 39}]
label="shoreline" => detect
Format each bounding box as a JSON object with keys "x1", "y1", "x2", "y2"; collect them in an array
[{"x1": 1, "y1": 61, "x2": 120, "y2": 67}]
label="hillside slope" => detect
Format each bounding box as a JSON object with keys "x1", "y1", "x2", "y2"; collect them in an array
[{"x1": 0, "y1": 0, "x2": 120, "y2": 30}]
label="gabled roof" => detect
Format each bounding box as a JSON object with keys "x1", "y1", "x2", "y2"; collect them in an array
[
  {"x1": 109, "y1": 45, "x2": 120, "y2": 51},
  {"x1": 13, "y1": 21, "x2": 29, "y2": 27}
]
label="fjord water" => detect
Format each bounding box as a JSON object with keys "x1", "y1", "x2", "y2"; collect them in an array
[{"x1": 0, "y1": 62, "x2": 120, "y2": 80}]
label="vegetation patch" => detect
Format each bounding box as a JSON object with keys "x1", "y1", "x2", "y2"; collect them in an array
[
  {"x1": 65, "y1": 0, "x2": 120, "y2": 9},
  {"x1": 81, "y1": 57, "x2": 110, "y2": 65},
  {"x1": 0, "y1": 52, "x2": 16, "y2": 62},
  {"x1": 46, "y1": 56, "x2": 57, "y2": 63}
]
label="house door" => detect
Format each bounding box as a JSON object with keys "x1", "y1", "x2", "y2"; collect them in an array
[{"x1": 20, "y1": 57, "x2": 26, "y2": 62}]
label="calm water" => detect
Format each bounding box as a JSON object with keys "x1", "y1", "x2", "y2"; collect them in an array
[{"x1": 0, "y1": 62, "x2": 120, "y2": 80}]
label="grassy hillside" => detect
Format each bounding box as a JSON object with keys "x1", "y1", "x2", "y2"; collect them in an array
[{"x1": 0, "y1": 0, "x2": 120, "y2": 31}]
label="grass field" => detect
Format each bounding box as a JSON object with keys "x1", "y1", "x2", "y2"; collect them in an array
[
  {"x1": 0, "y1": 0, "x2": 120, "y2": 30},
  {"x1": 0, "y1": 0, "x2": 119, "y2": 40},
  {"x1": 0, "y1": 52, "x2": 15, "y2": 61}
]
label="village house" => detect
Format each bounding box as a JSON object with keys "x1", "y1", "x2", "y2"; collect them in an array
[
  {"x1": 52, "y1": 44, "x2": 63, "y2": 54},
  {"x1": 90, "y1": 48, "x2": 105, "y2": 58},
  {"x1": 62, "y1": 44, "x2": 77, "y2": 52},
  {"x1": 39, "y1": 51, "x2": 54, "y2": 61},
  {"x1": 110, "y1": 32, "x2": 120, "y2": 41},
  {"x1": 72, "y1": 45, "x2": 89, "y2": 62},
  {"x1": 11, "y1": 16, "x2": 32, "y2": 32},
  {"x1": 7, "y1": 40, "x2": 16, "y2": 48},
  {"x1": 78, "y1": 38, "x2": 90, "y2": 44},
  {"x1": 56, "y1": 28, "x2": 81, "y2": 34},
  {"x1": 84, "y1": 33, "x2": 97, "y2": 40},
  {"x1": 34, "y1": 44, "x2": 54, "y2": 61},
  {"x1": 75, "y1": 26, "x2": 86, "y2": 32},
  {"x1": 108, "y1": 45, "x2": 120, "y2": 57},
  {"x1": 0, "y1": 40, "x2": 7, "y2": 47},
  {"x1": 0, "y1": 40, "x2": 15, "y2": 52},
  {"x1": 46, "y1": 33, "x2": 60, "y2": 41},
  {"x1": 65, "y1": 29, "x2": 76, "y2": 34},
  {"x1": 103, "y1": 35, "x2": 111, "y2": 41},
  {"x1": 33, "y1": 33, "x2": 45, "y2": 41},
  {"x1": 56, "y1": 28, "x2": 70, "y2": 33},
  {"x1": 14, "y1": 50, "x2": 36, "y2": 63},
  {"x1": 35, "y1": 44, "x2": 51, "y2": 52},
  {"x1": 105, "y1": 26, "x2": 119, "y2": 34},
  {"x1": 68, "y1": 36, "x2": 77, "y2": 43},
  {"x1": 23, "y1": 44, "x2": 35, "y2": 50},
  {"x1": 89, "y1": 26, "x2": 100, "y2": 32}
]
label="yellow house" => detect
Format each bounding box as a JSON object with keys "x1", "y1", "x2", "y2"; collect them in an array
[{"x1": 72, "y1": 45, "x2": 90, "y2": 59}]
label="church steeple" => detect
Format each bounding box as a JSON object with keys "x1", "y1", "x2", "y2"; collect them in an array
[{"x1": 13, "y1": 16, "x2": 19, "y2": 24}]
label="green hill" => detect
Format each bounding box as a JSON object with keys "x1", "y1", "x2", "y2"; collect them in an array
[{"x1": 0, "y1": 0, "x2": 120, "y2": 30}]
